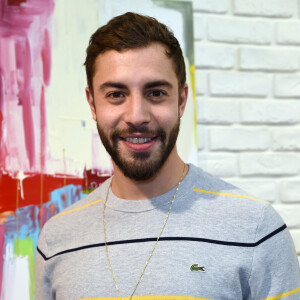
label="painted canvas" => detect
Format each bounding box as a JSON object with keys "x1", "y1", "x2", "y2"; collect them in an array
[{"x1": 0, "y1": 0, "x2": 196, "y2": 299}]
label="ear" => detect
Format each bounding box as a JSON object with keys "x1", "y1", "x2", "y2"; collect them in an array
[
  {"x1": 85, "y1": 87, "x2": 97, "y2": 121},
  {"x1": 179, "y1": 83, "x2": 188, "y2": 118}
]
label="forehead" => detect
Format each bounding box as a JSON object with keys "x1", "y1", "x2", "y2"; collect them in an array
[{"x1": 92, "y1": 43, "x2": 178, "y2": 87}]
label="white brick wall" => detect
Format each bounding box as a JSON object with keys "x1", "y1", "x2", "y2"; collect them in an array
[
  {"x1": 198, "y1": 153, "x2": 238, "y2": 177},
  {"x1": 195, "y1": 43, "x2": 235, "y2": 69},
  {"x1": 209, "y1": 72, "x2": 270, "y2": 97},
  {"x1": 275, "y1": 75, "x2": 300, "y2": 97},
  {"x1": 233, "y1": 0, "x2": 297, "y2": 18},
  {"x1": 240, "y1": 153, "x2": 300, "y2": 176},
  {"x1": 194, "y1": 0, "x2": 229, "y2": 13},
  {"x1": 239, "y1": 47, "x2": 300, "y2": 71},
  {"x1": 280, "y1": 180, "x2": 300, "y2": 202},
  {"x1": 197, "y1": 99, "x2": 239, "y2": 124},
  {"x1": 210, "y1": 127, "x2": 271, "y2": 151},
  {"x1": 193, "y1": 0, "x2": 300, "y2": 261},
  {"x1": 207, "y1": 17, "x2": 272, "y2": 44},
  {"x1": 273, "y1": 128, "x2": 300, "y2": 150},
  {"x1": 277, "y1": 22, "x2": 300, "y2": 45},
  {"x1": 240, "y1": 100, "x2": 300, "y2": 124}
]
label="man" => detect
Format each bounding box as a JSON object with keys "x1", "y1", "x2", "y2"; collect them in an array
[{"x1": 36, "y1": 12, "x2": 300, "y2": 300}]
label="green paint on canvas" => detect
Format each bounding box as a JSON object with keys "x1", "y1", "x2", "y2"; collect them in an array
[{"x1": 14, "y1": 237, "x2": 35, "y2": 300}]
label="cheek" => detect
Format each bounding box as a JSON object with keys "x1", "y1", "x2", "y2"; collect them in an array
[
  {"x1": 95, "y1": 107, "x2": 120, "y2": 127},
  {"x1": 156, "y1": 114, "x2": 178, "y2": 131}
]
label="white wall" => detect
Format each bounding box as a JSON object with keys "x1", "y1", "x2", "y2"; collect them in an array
[{"x1": 193, "y1": 0, "x2": 300, "y2": 262}]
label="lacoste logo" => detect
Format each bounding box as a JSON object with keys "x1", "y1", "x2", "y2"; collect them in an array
[{"x1": 190, "y1": 264, "x2": 206, "y2": 272}]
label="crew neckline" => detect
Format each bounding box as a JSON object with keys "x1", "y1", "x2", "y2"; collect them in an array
[{"x1": 103, "y1": 163, "x2": 194, "y2": 213}]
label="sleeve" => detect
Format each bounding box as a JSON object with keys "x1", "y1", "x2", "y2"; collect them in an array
[
  {"x1": 247, "y1": 204, "x2": 300, "y2": 300},
  {"x1": 35, "y1": 225, "x2": 52, "y2": 300}
]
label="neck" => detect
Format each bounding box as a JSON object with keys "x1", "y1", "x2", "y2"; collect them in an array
[{"x1": 110, "y1": 147, "x2": 188, "y2": 200}]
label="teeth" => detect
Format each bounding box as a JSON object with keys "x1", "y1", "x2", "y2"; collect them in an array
[{"x1": 125, "y1": 137, "x2": 152, "y2": 144}]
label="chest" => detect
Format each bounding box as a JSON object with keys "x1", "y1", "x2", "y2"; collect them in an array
[{"x1": 49, "y1": 239, "x2": 252, "y2": 300}]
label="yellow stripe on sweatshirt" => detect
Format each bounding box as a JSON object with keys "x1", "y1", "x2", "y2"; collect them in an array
[
  {"x1": 51, "y1": 199, "x2": 102, "y2": 219},
  {"x1": 193, "y1": 188, "x2": 266, "y2": 203},
  {"x1": 260, "y1": 287, "x2": 300, "y2": 300}
]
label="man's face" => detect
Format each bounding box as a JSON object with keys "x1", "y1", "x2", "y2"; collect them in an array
[{"x1": 86, "y1": 43, "x2": 187, "y2": 181}]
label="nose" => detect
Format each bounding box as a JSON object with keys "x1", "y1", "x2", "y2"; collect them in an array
[{"x1": 123, "y1": 93, "x2": 151, "y2": 127}]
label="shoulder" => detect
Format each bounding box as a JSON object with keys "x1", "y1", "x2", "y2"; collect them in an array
[
  {"x1": 180, "y1": 164, "x2": 285, "y2": 243},
  {"x1": 186, "y1": 163, "x2": 266, "y2": 209},
  {"x1": 37, "y1": 178, "x2": 111, "y2": 259},
  {"x1": 49, "y1": 177, "x2": 110, "y2": 222}
]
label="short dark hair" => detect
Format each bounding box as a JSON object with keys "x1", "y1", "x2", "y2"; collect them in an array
[{"x1": 84, "y1": 12, "x2": 186, "y2": 94}]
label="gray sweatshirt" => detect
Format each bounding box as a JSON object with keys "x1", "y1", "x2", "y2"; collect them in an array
[{"x1": 36, "y1": 164, "x2": 300, "y2": 300}]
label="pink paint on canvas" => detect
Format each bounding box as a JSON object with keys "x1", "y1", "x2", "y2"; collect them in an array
[{"x1": 0, "y1": 0, "x2": 54, "y2": 175}]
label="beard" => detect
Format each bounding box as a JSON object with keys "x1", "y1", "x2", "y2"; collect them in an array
[{"x1": 96, "y1": 120, "x2": 180, "y2": 181}]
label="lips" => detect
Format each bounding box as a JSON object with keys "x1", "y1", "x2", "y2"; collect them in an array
[
  {"x1": 119, "y1": 134, "x2": 157, "y2": 152},
  {"x1": 111, "y1": 126, "x2": 166, "y2": 152}
]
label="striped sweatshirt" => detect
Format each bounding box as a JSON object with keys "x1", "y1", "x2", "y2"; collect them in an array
[{"x1": 36, "y1": 164, "x2": 300, "y2": 300}]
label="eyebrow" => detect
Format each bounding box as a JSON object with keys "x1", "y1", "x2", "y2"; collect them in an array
[
  {"x1": 99, "y1": 82, "x2": 128, "y2": 91},
  {"x1": 99, "y1": 80, "x2": 173, "y2": 92},
  {"x1": 143, "y1": 80, "x2": 173, "y2": 89}
]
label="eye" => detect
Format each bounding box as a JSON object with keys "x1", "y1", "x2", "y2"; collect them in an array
[
  {"x1": 107, "y1": 91, "x2": 125, "y2": 100},
  {"x1": 148, "y1": 90, "x2": 165, "y2": 97}
]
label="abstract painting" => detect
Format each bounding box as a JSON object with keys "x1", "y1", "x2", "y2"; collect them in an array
[{"x1": 0, "y1": 0, "x2": 196, "y2": 298}]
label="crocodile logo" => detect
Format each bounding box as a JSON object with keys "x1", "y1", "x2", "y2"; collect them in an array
[{"x1": 190, "y1": 264, "x2": 206, "y2": 272}]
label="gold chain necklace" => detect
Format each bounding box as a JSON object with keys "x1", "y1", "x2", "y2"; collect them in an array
[{"x1": 102, "y1": 164, "x2": 186, "y2": 300}]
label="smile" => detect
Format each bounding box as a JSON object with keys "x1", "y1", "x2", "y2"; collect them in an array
[{"x1": 125, "y1": 137, "x2": 153, "y2": 144}]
